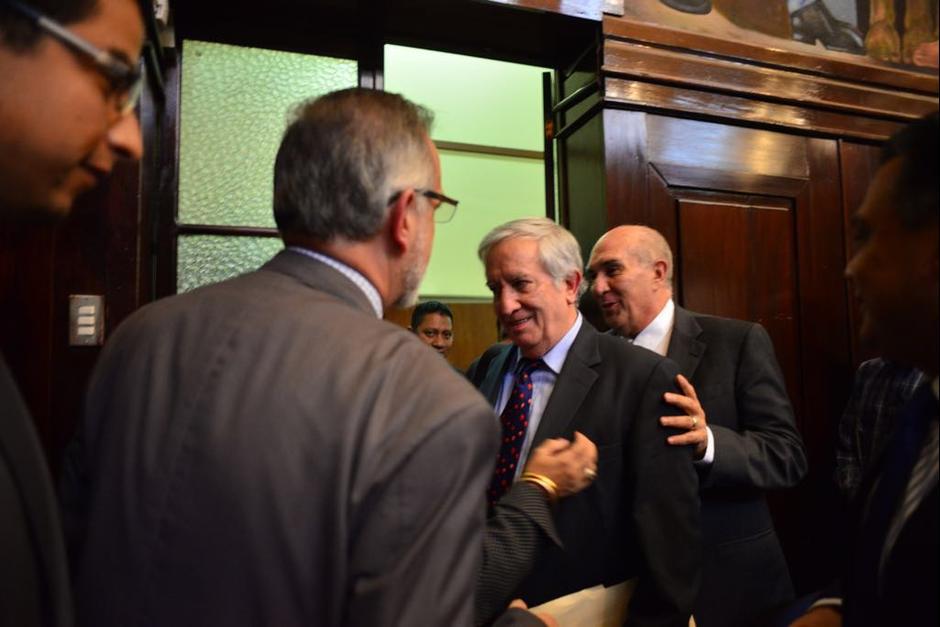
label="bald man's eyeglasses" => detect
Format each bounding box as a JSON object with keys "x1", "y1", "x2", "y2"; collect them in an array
[
  {"x1": 388, "y1": 188, "x2": 460, "y2": 223},
  {"x1": 2, "y1": 0, "x2": 143, "y2": 115}
]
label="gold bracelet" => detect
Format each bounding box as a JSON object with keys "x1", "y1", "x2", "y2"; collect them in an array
[{"x1": 519, "y1": 472, "x2": 559, "y2": 504}]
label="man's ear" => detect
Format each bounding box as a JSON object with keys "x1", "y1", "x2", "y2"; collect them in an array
[
  {"x1": 387, "y1": 189, "x2": 416, "y2": 254},
  {"x1": 653, "y1": 260, "x2": 669, "y2": 283},
  {"x1": 564, "y1": 271, "x2": 583, "y2": 305}
]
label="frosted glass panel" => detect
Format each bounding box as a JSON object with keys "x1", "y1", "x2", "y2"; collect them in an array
[
  {"x1": 419, "y1": 150, "x2": 545, "y2": 299},
  {"x1": 177, "y1": 235, "x2": 283, "y2": 293},
  {"x1": 384, "y1": 45, "x2": 548, "y2": 152},
  {"x1": 179, "y1": 40, "x2": 357, "y2": 227}
]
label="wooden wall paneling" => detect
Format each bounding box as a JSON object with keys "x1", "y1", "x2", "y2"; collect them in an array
[
  {"x1": 785, "y1": 136, "x2": 854, "y2": 593},
  {"x1": 603, "y1": 40, "x2": 938, "y2": 122},
  {"x1": 838, "y1": 140, "x2": 883, "y2": 367},
  {"x1": 605, "y1": 77, "x2": 907, "y2": 142},
  {"x1": 601, "y1": 109, "x2": 648, "y2": 229},
  {"x1": 384, "y1": 303, "x2": 499, "y2": 372},
  {"x1": 645, "y1": 114, "x2": 810, "y2": 180}
]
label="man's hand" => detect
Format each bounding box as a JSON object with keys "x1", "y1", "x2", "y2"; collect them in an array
[
  {"x1": 790, "y1": 606, "x2": 842, "y2": 627},
  {"x1": 661, "y1": 374, "x2": 709, "y2": 459},
  {"x1": 523, "y1": 432, "x2": 598, "y2": 498}
]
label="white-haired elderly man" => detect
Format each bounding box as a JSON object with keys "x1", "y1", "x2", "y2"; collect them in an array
[{"x1": 471, "y1": 217, "x2": 701, "y2": 627}]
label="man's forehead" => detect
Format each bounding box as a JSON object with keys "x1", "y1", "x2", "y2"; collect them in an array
[
  {"x1": 419, "y1": 313, "x2": 452, "y2": 327},
  {"x1": 74, "y1": 0, "x2": 145, "y2": 57}
]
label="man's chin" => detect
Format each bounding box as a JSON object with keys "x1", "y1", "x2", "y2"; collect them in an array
[{"x1": 5, "y1": 195, "x2": 73, "y2": 224}]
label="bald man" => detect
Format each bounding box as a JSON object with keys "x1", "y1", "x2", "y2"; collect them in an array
[{"x1": 587, "y1": 225, "x2": 808, "y2": 627}]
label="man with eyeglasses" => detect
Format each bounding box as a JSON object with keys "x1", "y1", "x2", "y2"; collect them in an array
[
  {"x1": 0, "y1": 0, "x2": 143, "y2": 217},
  {"x1": 0, "y1": 1, "x2": 143, "y2": 626},
  {"x1": 63, "y1": 88, "x2": 550, "y2": 626}
]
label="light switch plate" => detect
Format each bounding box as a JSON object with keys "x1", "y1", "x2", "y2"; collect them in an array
[{"x1": 69, "y1": 295, "x2": 104, "y2": 346}]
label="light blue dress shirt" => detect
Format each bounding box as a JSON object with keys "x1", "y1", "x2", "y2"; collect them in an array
[{"x1": 495, "y1": 313, "x2": 583, "y2": 478}]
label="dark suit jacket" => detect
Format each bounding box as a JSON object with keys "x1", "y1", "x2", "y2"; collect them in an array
[
  {"x1": 842, "y1": 383, "x2": 937, "y2": 627},
  {"x1": 476, "y1": 321, "x2": 701, "y2": 627},
  {"x1": 62, "y1": 250, "x2": 508, "y2": 627},
  {"x1": 0, "y1": 357, "x2": 72, "y2": 627},
  {"x1": 665, "y1": 307, "x2": 807, "y2": 627}
]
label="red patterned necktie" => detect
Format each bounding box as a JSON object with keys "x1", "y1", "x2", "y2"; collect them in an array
[{"x1": 488, "y1": 357, "x2": 543, "y2": 506}]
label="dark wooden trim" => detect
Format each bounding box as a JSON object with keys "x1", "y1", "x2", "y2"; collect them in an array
[
  {"x1": 434, "y1": 140, "x2": 543, "y2": 160},
  {"x1": 553, "y1": 80, "x2": 599, "y2": 114},
  {"x1": 154, "y1": 50, "x2": 181, "y2": 300},
  {"x1": 603, "y1": 16, "x2": 939, "y2": 95},
  {"x1": 650, "y1": 162, "x2": 809, "y2": 198},
  {"x1": 543, "y1": 72, "x2": 556, "y2": 221},
  {"x1": 554, "y1": 100, "x2": 603, "y2": 140},
  {"x1": 176, "y1": 224, "x2": 281, "y2": 238},
  {"x1": 603, "y1": 40, "x2": 937, "y2": 122},
  {"x1": 604, "y1": 77, "x2": 907, "y2": 141}
]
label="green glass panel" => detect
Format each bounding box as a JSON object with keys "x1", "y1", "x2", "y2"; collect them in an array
[
  {"x1": 178, "y1": 40, "x2": 357, "y2": 227},
  {"x1": 419, "y1": 150, "x2": 545, "y2": 299},
  {"x1": 384, "y1": 45, "x2": 548, "y2": 152},
  {"x1": 177, "y1": 235, "x2": 283, "y2": 293}
]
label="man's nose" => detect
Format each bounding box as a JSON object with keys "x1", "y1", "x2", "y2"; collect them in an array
[
  {"x1": 108, "y1": 112, "x2": 144, "y2": 161},
  {"x1": 494, "y1": 290, "x2": 518, "y2": 317},
  {"x1": 591, "y1": 274, "x2": 608, "y2": 296}
]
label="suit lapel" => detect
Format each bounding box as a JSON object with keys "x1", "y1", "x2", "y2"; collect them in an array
[
  {"x1": 532, "y1": 323, "x2": 600, "y2": 443},
  {"x1": 667, "y1": 306, "x2": 705, "y2": 379},
  {"x1": 479, "y1": 344, "x2": 515, "y2": 407}
]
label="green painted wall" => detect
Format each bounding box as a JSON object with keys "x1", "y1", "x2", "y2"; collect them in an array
[{"x1": 385, "y1": 45, "x2": 549, "y2": 299}]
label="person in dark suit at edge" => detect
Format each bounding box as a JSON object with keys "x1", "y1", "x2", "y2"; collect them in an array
[
  {"x1": 790, "y1": 111, "x2": 938, "y2": 627},
  {"x1": 62, "y1": 89, "x2": 554, "y2": 626},
  {"x1": 0, "y1": 0, "x2": 144, "y2": 625},
  {"x1": 471, "y1": 217, "x2": 701, "y2": 627},
  {"x1": 586, "y1": 225, "x2": 808, "y2": 627}
]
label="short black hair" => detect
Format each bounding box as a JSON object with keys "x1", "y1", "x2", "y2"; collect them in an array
[
  {"x1": 411, "y1": 301, "x2": 454, "y2": 330},
  {"x1": 880, "y1": 111, "x2": 939, "y2": 230},
  {"x1": 0, "y1": 0, "x2": 100, "y2": 51}
]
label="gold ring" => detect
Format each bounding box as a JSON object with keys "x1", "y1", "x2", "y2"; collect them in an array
[
  {"x1": 690, "y1": 416, "x2": 698, "y2": 429},
  {"x1": 584, "y1": 467, "x2": 597, "y2": 481}
]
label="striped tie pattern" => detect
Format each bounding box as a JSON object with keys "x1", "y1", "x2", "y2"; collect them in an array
[
  {"x1": 880, "y1": 416, "x2": 939, "y2": 583},
  {"x1": 487, "y1": 358, "x2": 542, "y2": 506}
]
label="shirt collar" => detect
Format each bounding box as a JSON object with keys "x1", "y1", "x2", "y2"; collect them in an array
[
  {"x1": 511, "y1": 312, "x2": 583, "y2": 375},
  {"x1": 286, "y1": 246, "x2": 383, "y2": 318},
  {"x1": 633, "y1": 298, "x2": 675, "y2": 357}
]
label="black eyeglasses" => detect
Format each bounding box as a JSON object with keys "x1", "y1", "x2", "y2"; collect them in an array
[
  {"x1": 2, "y1": 0, "x2": 143, "y2": 115},
  {"x1": 388, "y1": 188, "x2": 460, "y2": 223}
]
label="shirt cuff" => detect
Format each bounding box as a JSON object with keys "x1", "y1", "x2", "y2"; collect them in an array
[
  {"x1": 693, "y1": 426, "x2": 715, "y2": 466},
  {"x1": 810, "y1": 598, "x2": 843, "y2": 610}
]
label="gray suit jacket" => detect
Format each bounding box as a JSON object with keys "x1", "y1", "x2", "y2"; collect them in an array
[
  {"x1": 0, "y1": 357, "x2": 72, "y2": 627},
  {"x1": 666, "y1": 307, "x2": 807, "y2": 627},
  {"x1": 63, "y1": 250, "x2": 506, "y2": 627},
  {"x1": 475, "y1": 322, "x2": 701, "y2": 627}
]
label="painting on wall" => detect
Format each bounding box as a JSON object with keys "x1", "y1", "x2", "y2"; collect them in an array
[{"x1": 624, "y1": 0, "x2": 939, "y2": 70}]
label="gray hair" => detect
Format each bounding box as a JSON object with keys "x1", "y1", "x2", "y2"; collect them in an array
[
  {"x1": 273, "y1": 88, "x2": 435, "y2": 242},
  {"x1": 478, "y1": 217, "x2": 586, "y2": 297}
]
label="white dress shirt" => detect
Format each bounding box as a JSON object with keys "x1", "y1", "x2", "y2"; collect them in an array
[
  {"x1": 287, "y1": 246, "x2": 383, "y2": 318},
  {"x1": 634, "y1": 299, "x2": 716, "y2": 466},
  {"x1": 495, "y1": 313, "x2": 583, "y2": 478}
]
